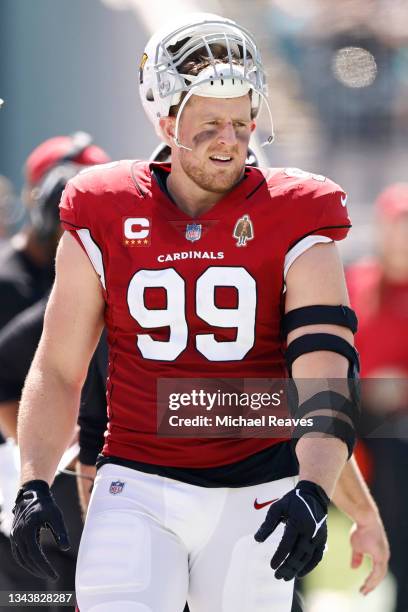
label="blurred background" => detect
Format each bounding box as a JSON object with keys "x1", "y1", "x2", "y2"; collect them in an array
[{"x1": 1, "y1": 1, "x2": 408, "y2": 611}]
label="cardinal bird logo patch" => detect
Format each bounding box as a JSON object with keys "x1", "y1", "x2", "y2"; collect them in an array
[
  {"x1": 109, "y1": 481, "x2": 125, "y2": 495},
  {"x1": 233, "y1": 214, "x2": 254, "y2": 247}
]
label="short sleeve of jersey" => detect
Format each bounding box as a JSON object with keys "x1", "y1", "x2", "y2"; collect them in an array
[
  {"x1": 280, "y1": 171, "x2": 351, "y2": 277},
  {"x1": 59, "y1": 170, "x2": 109, "y2": 290},
  {"x1": 59, "y1": 180, "x2": 79, "y2": 231},
  {"x1": 59, "y1": 174, "x2": 98, "y2": 234},
  {"x1": 286, "y1": 173, "x2": 351, "y2": 249},
  {"x1": 59, "y1": 160, "x2": 135, "y2": 234}
]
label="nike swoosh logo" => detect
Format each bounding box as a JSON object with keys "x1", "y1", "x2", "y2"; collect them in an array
[
  {"x1": 254, "y1": 498, "x2": 278, "y2": 510},
  {"x1": 341, "y1": 194, "x2": 348, "y2": 207}
]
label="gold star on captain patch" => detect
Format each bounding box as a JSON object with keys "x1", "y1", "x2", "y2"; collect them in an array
[
  {"x1": 143, "y1": 239, "x2": 148, "y2": 244},
  {"x1": 125, "y1": 240, "x2": 129, "y2": 245},
  {"x1": 137, "y1": 240, "x2": 141, "y2": 244},
  {"x1": 131, "y1": 240, "x2": 135, "y2": 245}
]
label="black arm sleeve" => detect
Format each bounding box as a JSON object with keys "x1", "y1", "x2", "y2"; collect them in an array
[
  {"x1": 0, "y1": 281, "x2": 31, "y2": 330},
  {"x1": 78, "y1": 332, "x2": 108, "y2": 465},
  {"x1": 0, "y1": 297, "x2": 47, "y2": 402}
]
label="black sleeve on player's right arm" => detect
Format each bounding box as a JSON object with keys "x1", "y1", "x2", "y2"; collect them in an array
[
  {"x1": 78, "y1": 332, "x2": 108, "y2": 465},
  {"x1": 0, "y1": 280, "x2": 30, "y2": 330},
  {"x1": 0, "y1": 297, "x2": 47, "y2": 402}
]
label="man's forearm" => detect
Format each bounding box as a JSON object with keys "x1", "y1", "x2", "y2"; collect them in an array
[
  {"x1": 296, "y1": 435, "x2": 348, "y2": 498},
  {"x1": 289, "y1": 349, "x2": 353, "y2": 498},
  {"x1": 332, "y1": 455, "x2": 379, "y2": 523},
  {"x1": 18, "y1": 364, "x2": 81, "y2": 486}
]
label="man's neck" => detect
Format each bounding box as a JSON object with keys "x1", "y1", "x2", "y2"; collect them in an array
[{"x1": 167, "y1": 168, "x2": 230, "y2": 218}]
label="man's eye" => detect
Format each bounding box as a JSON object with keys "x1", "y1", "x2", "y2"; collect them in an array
[{"x1": 206, "y1": 121, "x2": 218, "y2": 126}]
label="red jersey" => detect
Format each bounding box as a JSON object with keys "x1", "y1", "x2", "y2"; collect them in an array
[{"x1": 60, "y1": 161, "x2": 350, "y2": 467}]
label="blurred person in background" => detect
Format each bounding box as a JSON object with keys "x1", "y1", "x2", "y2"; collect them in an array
[
  {"x1": 0, "y1": 132, "x2": 110, "y2": 328},
  {"x1": 0, "y1": 132, "x2": 110, "y2": 439},
  {"x1": 0, "y1": 133, "x2": 110, "y2": 611},
  {"x1": 347, "y1": 183, "x2": 408, "y2": 612},
  {"x1": 0, "y1": 132, "x2": 110, "y2": 480}
]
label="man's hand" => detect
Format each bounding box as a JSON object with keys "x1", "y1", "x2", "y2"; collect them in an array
[
  {"x1": 254, "y1": 480, "x2": 329, "y2": 581},
  {"x1": 349, "y1": 513, "x2": 390, "y2": 595},
  {"x1": 10, "y1": 480, "x2": 70, "y2": 580}
]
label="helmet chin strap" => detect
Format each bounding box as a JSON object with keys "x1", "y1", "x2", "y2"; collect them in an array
[
  {"x1": 173, "y1": 85, "x2": 275, "y2": 151},
  {"x1": 256, "y1": 90, "x2": 275, "y2": 147}
]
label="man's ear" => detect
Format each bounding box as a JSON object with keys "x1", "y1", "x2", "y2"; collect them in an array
[{"x1": 159, "y1": 117, "x2": 175, "y2": 146}]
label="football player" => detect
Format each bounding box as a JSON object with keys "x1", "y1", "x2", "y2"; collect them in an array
[{"x1": 11, "y1": 14, "x2": 388, "y2": 611}]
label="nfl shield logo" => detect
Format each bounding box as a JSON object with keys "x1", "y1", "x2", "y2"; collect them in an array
[
  {"x1": 109, "y1": 480, "x2": 125, "y2": 495},
  {"x1": 185, "y1": 223, "x2": 202, "y2": 242}
]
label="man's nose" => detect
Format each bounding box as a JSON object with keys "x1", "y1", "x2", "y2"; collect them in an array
[{"x1": 217, "y1": 122, "x2": 238, "y2": 146}]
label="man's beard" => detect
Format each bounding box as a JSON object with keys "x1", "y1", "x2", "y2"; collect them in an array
[{"x1": 180, "y1": 154, "x2": 244, "y2": 194}]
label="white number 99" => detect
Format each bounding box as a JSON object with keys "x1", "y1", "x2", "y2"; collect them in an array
[{"x1": 127, "y1": 266, "x2": 256, "y2": 361}]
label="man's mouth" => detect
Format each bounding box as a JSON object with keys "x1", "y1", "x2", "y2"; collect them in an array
[{"x1": 209, "y1": 154, "x2": 233, "y2": 165}]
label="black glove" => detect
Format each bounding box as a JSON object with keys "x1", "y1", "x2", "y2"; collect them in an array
[
  {"x1": 254, "y1": 480, "x2": 329, "y2": 581},
  {"x1": 10, "y1": 479, "x2": 70, "y2": 580}
]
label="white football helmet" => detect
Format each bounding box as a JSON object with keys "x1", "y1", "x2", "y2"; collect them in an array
[{"x1": 139, "y1": 13, "x2": 274, "y2": 150}]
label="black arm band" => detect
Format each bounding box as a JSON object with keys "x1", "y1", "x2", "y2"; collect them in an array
[
  {"x1": 282, "y1": 305, "x2": 358, "y2": 337},
  {"x1": 292, "y1": 415, "x2": 356, "y2": 459},
  {"x1": 285, "y1": 333, "x2": 360, "y2": 377},
  {"x1": 295, "y1": 390, "x2": 360, "y2": 424}
]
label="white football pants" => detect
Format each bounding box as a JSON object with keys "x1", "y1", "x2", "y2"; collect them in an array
[{"x1": 76, "y1": 464, "x2": 296, "y2": 612}]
